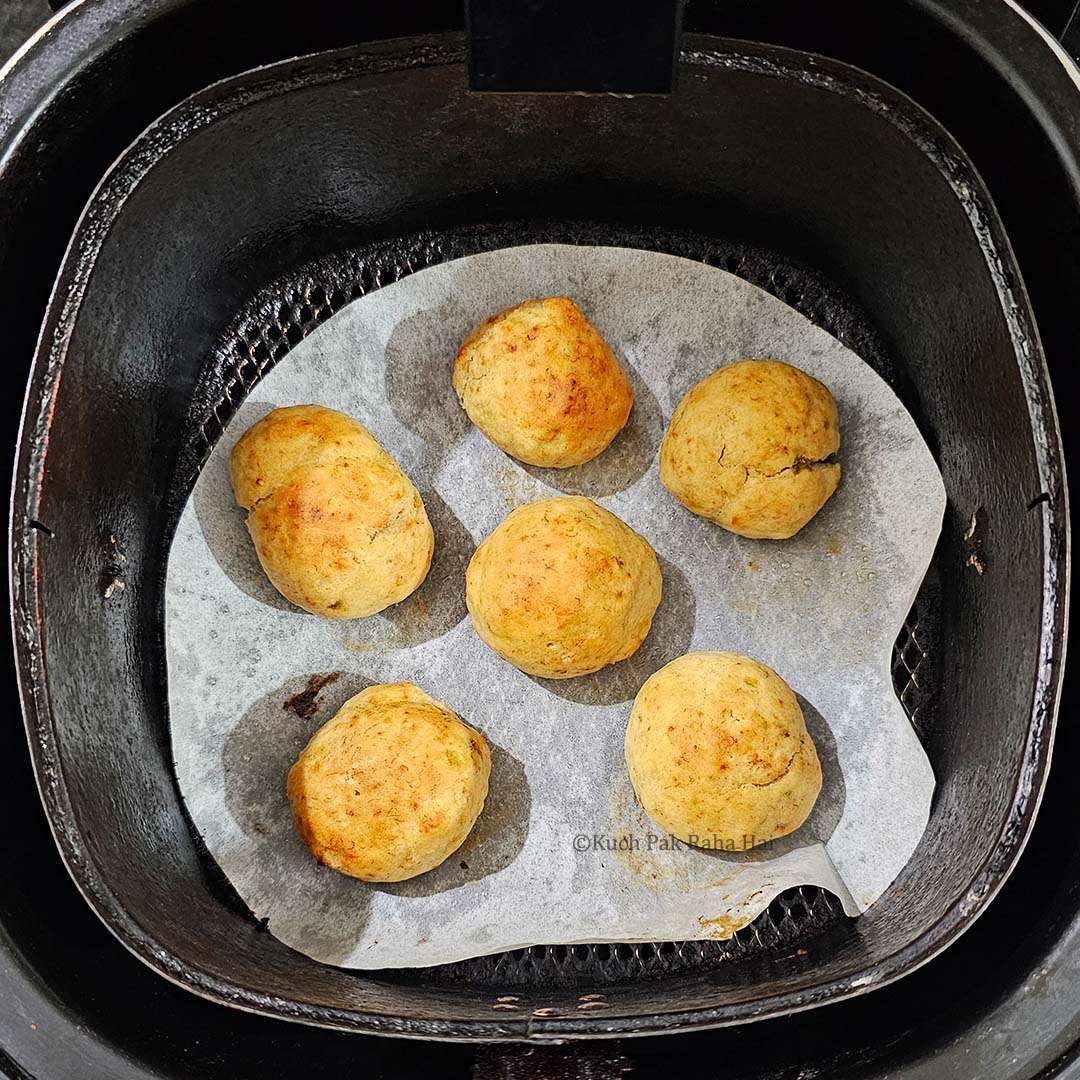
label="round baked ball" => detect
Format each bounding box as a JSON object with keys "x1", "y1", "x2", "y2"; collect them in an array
[
  {"x1": 466, "y1": 496, "x2": 662, "y2": 679},
  {"x1": 659, "y1": 360, "x2": 841, "y2": 539},
  {"x1": 287, "y1": 683, "x2": 491, "y2": 882},
  {"x1": 625, "y1": 652, "x2": 822, "y2": 846},
  {"x1": 229, "y1": 404, "x2": 433, "y2": 619},
  {"x1": 452, "y1": 297, "x2": 633, "y2": 468}
]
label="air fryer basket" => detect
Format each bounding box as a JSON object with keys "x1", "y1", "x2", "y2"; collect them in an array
[{"x1": 10, "y1": 35, "x2": 1066, "y2": 1039}]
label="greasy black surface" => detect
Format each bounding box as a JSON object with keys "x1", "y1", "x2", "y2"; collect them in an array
[
  {"x1": 8, "y1": 29, "x2": 1065, "y2": 1040},
  {"x1": 0, "y1": 0, "x2": 49, "y2": 50},
  {"x1": 193, "y1": 218, "x2": 937, "y2": 991}
]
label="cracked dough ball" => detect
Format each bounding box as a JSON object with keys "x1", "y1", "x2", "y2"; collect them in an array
[
  {"x1": 452, "y1": 297, "x2": 633, "y2": 468},
  {"x1": 229, "y1": 404, "x2": 433, "y2": 619},
  {"x1": 625, "y1": 652, "x2": 821, "y2": 846},
  {"x1": 288, "y1": 683, "x2": 490, "y2": 882},
  {"x1": 660, "y1": 360, "x2": 840, "y2": 539},
  {"x1": 466, "y1": 496, "x2": 662, "y2": 679}
]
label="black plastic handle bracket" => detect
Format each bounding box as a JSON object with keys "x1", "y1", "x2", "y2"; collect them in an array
[{"x1": 466, "y1": 0, "x2": 684, "y2": 93}]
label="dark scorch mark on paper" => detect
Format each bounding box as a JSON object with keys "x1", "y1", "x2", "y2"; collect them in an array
[{"x1": 284, "y1": 672, "x2": 341, "y2": 720}]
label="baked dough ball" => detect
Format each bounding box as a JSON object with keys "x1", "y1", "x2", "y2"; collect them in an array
[
  {"x1": 287, "y1": 683, "x2": 491, "y2": 882},
  {"x1": 660, "y1": 360, "x2": 840, "y2": 539},
  {"x1": 625, "y1": 652, "x2": 821, "y2": 846},
  {"x1": 466, "y1": 496, "x2": 662, "y2": 679},
  {"x1": 452, "y1": 297, "x2": 633, "y2": 468},
  {"x1": 229, "y1": 404, "x2": 433, "y2": 619}
]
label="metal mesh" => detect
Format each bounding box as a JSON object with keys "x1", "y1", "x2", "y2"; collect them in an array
[
  {"x1": 185, "y1": 222, "x2": 937, "y2": 989},
  {"x1": 421, "y1": 883, "x2": 849, "y2": 989}
]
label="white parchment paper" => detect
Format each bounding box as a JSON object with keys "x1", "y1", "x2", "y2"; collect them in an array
[{"x1": 165, "y1": 245, "x2": 945, "y2": 969}]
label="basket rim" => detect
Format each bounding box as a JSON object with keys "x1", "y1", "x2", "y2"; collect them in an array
[{"x1": 8, "y1": 30, "x2": 1070, "y2": 1040}]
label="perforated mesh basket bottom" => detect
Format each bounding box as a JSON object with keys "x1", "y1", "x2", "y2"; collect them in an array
[{"x1": 185, "y1": 221, "x2": 938, "y2": 989}]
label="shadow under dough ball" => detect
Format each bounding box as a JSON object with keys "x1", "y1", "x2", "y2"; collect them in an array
[
  {"x1": 229, "y1": 404, "x2": 433, "y2": 618},
  {"x1": 452, "y1": 296, "x2": 633, "y2": 468},
  {"x1": 625, "y1": 652, "x2": 822, "y2": 846},
  {"x1": 287, "y1": 683, "x2": 491, "y2": 882},
  {"x1": 465, "y1": 496, "x2": 662, "y2": 679},
  {"x1": 660, "y1": 359, "x2": 841, "y2": 539}
]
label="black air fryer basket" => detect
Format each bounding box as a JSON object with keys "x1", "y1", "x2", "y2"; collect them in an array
[{"x1": 9, "y1": 18, "x2": 1068, "y2": 1042}]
